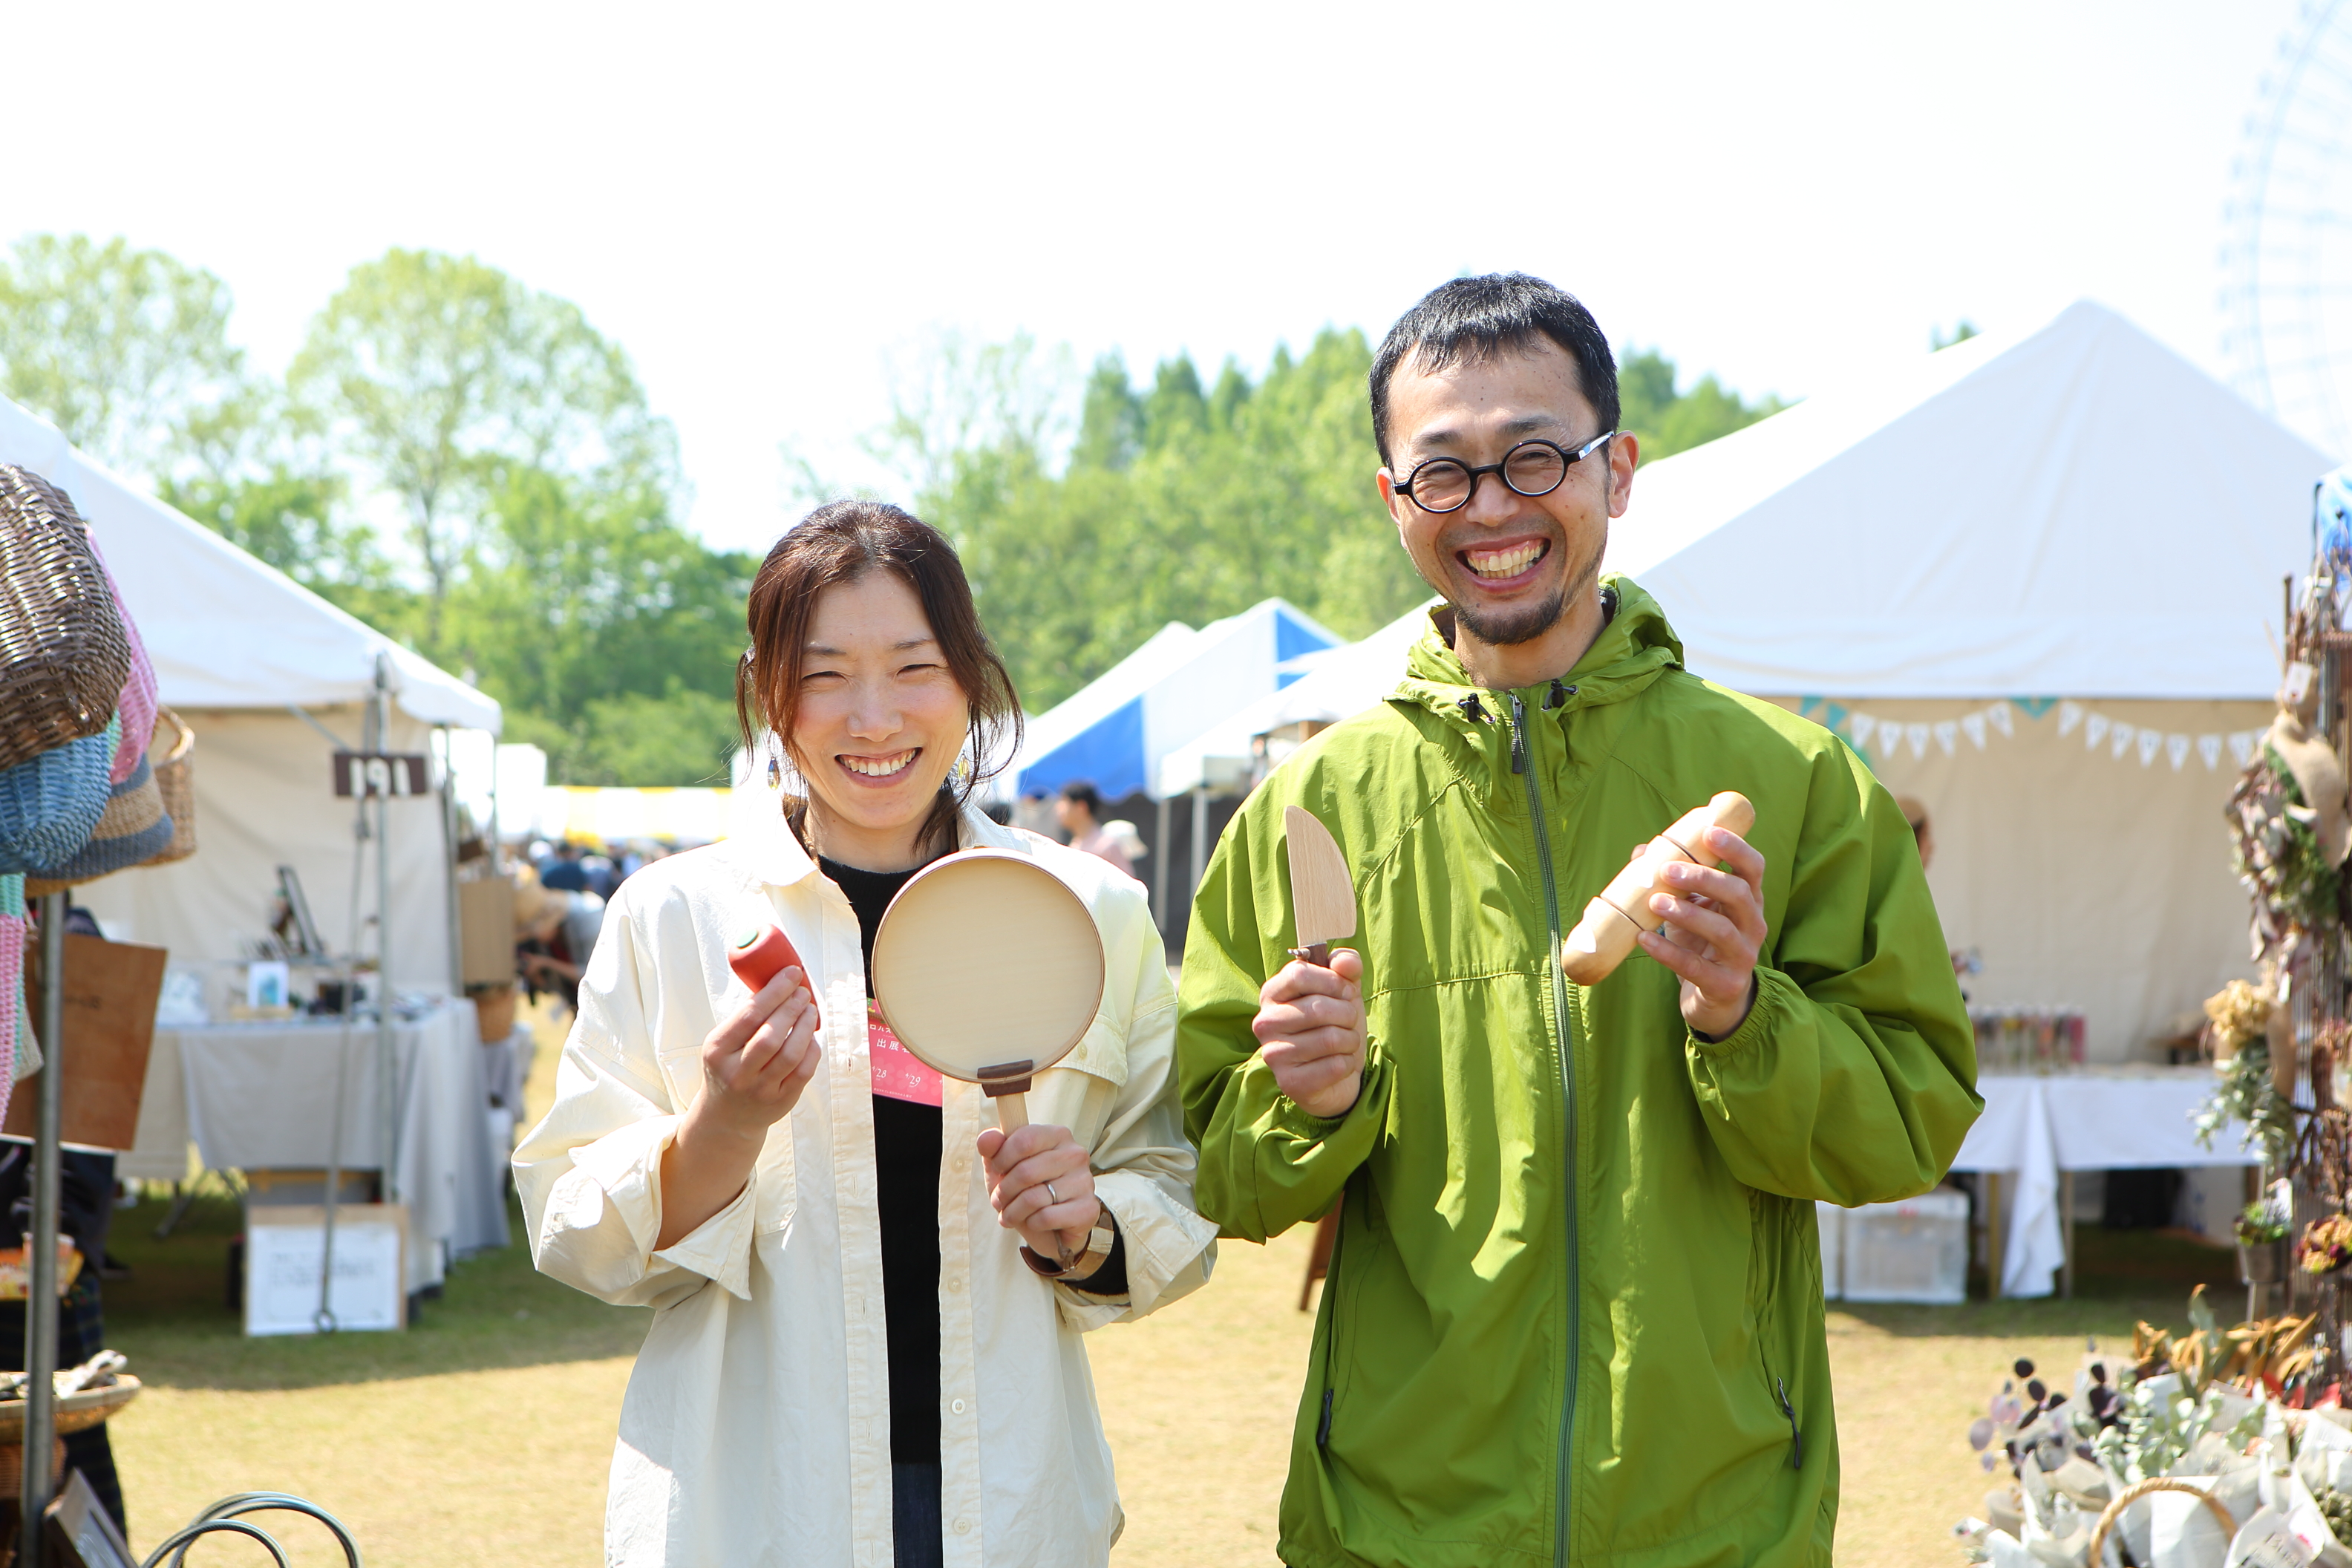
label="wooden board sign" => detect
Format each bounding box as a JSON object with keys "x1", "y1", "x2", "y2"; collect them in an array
[
  {"x1": 7, "y1": 934, "x2": 166, "y2": 1151},
  {"x1": 330, "y1": 751, "x2": 430, "y2": 798}
]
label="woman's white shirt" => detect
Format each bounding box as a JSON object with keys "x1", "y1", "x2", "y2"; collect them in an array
[{"x1": 514, "y1": 806, "x2": 1218, "y2": 1568}]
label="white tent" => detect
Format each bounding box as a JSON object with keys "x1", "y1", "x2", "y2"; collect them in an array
[
  {"x1": 0, "y1": 396, "x2": 499, "y2": 993},
  {"x1": 1158, "y1": 605, "x2": 1431, "y2": 796},
  {"x1": 1005, "y1": 598, "x2": 1340, "y2": 803},
  {"x1": 1602, "y1": 299, "x2": 2330, "y2": 1061}
]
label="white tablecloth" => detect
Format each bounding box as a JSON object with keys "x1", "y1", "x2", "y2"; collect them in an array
[
  {"x1": 122, "y1": 1000, "x2": 510, "y2": 1292},
  {"x1": 1949, "y1": 1069, "x2": 2253, "y2": 1298}
]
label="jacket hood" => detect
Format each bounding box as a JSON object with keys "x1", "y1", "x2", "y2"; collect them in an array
[{"x1": 1392, "y1": 574, "x2": 1685, "y2": 731}]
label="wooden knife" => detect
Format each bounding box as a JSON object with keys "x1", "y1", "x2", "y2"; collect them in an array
[{"x1": 1284, "y1": 806, "x2": 1356, "y2": 967}]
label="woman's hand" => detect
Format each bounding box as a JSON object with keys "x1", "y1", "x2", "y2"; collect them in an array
[
  {"x1": 977, "y1": 1123, "x2": 1098, "y2": 1263},
  {"x1": 696, "y1": 964, "x2": 823, "y2": 1136},
  {"x1": 656, "y1": 964, "x2": 821, "y2": 1248}
]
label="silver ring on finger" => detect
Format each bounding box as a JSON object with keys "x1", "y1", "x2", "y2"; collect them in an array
[{"x1": 1045, "y1": 1183, "x2": 1060, "y2": 1205}]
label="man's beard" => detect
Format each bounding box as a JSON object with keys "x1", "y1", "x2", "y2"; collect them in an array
[
  {"x1": 1443, "y1": 534, "x2": 1600, "y2": 647},
  {"x1": 1451, "y1": 588, "x2": 1567, "y2": 647}
]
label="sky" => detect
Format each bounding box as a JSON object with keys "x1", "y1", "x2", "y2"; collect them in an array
[{"x1": 0, "y1": 0, "x2": 2322, "y2": 555}]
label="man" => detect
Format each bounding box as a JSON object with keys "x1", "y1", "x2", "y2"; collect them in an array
[
  {"x1": 1177, "y1": 274, "x2": 1978, "y2": 1567},
  {"x1": 539, "y1": 840, "x2": 589, "y2": 893},
  {"x1": 1056, "y1": 780, "x2": 1136, "y2": 878}
]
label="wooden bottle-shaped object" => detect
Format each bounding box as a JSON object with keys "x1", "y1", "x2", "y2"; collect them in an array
[{"x1": 1559, "y1": 791, "x2": 1756, "y2": 984}]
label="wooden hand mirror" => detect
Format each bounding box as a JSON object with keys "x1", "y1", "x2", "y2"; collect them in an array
[{"x1": 870, "y1": 849, "x2": 1106, "y2": 1132}]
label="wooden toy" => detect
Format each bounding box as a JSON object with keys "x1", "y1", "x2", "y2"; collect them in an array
[
  {"x1": 869, "y1": 850, "x2": 1105, "y2": 1134},
  {"x1": 1283, "y1": 806, "x2": 1356, "y2": 967},
  {"x1": 729, "y1": 924, "x2": 817, "y2": 1029},
  {"x1": 1559, "y1": 791, "x2": 1756, "y2": 984}
]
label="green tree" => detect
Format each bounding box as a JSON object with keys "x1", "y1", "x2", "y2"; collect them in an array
[
  {"x1": 1933, "y1": 320, "x2": 1981, "y2": 351},
  {"x1": 918, "y1": 329, "x2": 1425, "y2": 710},
  {"x1": 894, "y1": 331, "x2": 1784, "y2": 712},
  {"x1": 447, "y1": 466, "x2": 754, "y2": 785},
  {"x1": 289, "y1": 249, "x2": 678, "y2": 648},
  {"x1": 1616, "y1": 347, "x2": 1784, "y2": 461},
  {"x1": 0, "y1": 235, "x2": 246, "y2": 475}
]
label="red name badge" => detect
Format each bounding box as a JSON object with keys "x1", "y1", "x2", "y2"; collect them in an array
[{"x1": 868, "y1": 999, "x2": 943, "y2": 1107}]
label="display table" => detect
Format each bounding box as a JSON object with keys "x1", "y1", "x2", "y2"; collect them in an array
[
  {"x1": 1949, "y1": 1068, "x2": 2253, "y2": 1300},
  {"x1": 120, "y1": 1000, "x2": 511, "y2": 1293}
]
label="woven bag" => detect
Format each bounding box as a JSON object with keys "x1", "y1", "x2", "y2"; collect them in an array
[
  {"x1": 146, "y1": 708, "x2": 195, "y2": 864},
  {"x1": 25, "y1": 746, "x2": 172, "y2": 892},
  {"x1": 0, "y1": 468, "x2": 130, "y2": 773},
  {"x1": 0, "y1": 716, "x2": 118, "y2": 876},
  {"x1": 88, "y1": 540, "x2": 156, "y2": 787}
]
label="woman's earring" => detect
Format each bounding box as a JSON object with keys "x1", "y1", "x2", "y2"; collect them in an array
[{"x1": 766, "y1": 746, "x2": 783, "y2": 789}]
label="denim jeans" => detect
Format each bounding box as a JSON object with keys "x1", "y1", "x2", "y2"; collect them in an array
[{"x1": 893, "y1": 1463, "x2": 943, "y2": 1568}]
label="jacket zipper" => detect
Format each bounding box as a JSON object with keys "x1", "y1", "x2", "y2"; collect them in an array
[
  {"x1": 1316, "y1": 1172, "x2": 1353, "y2": 1451},
  {"x1": 1771, "y1": 1369, "x2": 1803, "y2": 1469},
  {"x1": 1512, "y1": 692, "x2": 1579, "y2": 1568}
]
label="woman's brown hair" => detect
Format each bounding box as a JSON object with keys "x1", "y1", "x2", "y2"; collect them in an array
[{"x1": 736, "y1": 500, "x2": 1022, "y2": 858}]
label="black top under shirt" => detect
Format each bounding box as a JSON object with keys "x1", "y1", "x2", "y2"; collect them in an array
[
  {"x1": 822, "y1": 852, "x2": 1134, "y2": 1468},
  {"x1": 822, "y1": 856, "x2": 941, "y2": 1467}
]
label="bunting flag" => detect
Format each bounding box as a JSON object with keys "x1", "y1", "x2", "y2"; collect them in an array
[{"x1": 1796, "y1": 693, "x2": 2266, "y2": 774}]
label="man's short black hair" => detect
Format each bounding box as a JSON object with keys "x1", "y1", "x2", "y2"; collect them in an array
[
  {"x1": 1059, "y1": 780, "x2": 1103, "y2": 814},
  {"x1": 1368, "y1": 273, "x2": 1620, "y2": 468}
]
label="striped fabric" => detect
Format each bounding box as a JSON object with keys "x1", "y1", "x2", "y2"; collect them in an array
[
  {"x1": 0, "y1": 874, "x2": 25, "y2": 1127},
  {"x1": 86, "y1": 542, "x2": 155, "y2": 788}
]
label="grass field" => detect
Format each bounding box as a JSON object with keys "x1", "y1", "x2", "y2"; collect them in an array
[{"x1": 85, "y1": 1007, "x2": 2249, "y2": 1565}]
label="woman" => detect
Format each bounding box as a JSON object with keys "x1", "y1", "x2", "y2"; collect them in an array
[{"x1": 515, "y1": 501, "x2": 1216, "y2": 1568}]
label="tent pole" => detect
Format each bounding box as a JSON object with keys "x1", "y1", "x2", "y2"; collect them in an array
[
  {"x1": 437, "y1": 727, "x2": 462, "y2": 995},
  {"x1": 488, "y1": 736, "x2": 502, "y2": 876},
  {"x1": 1190, "y1": 786, "x2": 1208, "y2": 919},
  {"x1": 20, "y1": 892, "x2": 66, "y2": 1563},
  {"x1": 1152, "y1": 796, "x2": 1170, "y2": 930},
  {"x1": 373, "y1": 659, "x2": 398, "y2": 1215}
]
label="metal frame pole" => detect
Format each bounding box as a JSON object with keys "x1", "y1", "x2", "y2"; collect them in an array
[
  {"x1": 21, "y1": 891, "x2": 67, "y2": 1562},
  {"x1": 1152, "y1": 796, "x2": 1169, "y2": 931},
  {"x1": 1189, "y1": 785, "x2": 1208, "y2": 914},
  {"x1": 373, "y1": 659, "x2": 396, "y2": 1211}
]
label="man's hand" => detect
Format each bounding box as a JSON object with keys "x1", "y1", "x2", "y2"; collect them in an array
[
  {"x1": 1636, "y1": 826, "x2": 1768, "y2": 1040},
  {"x1": 978, "y1": 1123, "x2": 1100, "y2": 1262},
  {"x1": 1252, "y1": 949, "x2": 1367, "y2": 1118}
]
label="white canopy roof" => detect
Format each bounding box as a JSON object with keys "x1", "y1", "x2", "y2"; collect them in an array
[
  {"x1": 1157, "y1": 604, "x2": 1430, "y2": 796},
  {"x1": 1604, "y1": 300, "x2": 2332, "y2": 700},
  {"x1": 1006, "y1": 598, "x2": 1339, "y2": 801},
  {"x1": 0, "y1": 395, "x2": 500, "y2": 731}
]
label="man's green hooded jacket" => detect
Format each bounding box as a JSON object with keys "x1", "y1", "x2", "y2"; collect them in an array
[{"x1": 1176, "y1": 578, "x2": 1980, "y2": 1568}]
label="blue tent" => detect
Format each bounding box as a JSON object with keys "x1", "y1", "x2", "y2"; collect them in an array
[{"x1": 1010, "y1": 598, "x2": 1339, "y2": 802}]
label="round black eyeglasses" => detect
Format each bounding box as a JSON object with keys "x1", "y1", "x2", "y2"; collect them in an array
[{"x1": 1395, "y1": 431, "x2": 1616, "y2": 514}]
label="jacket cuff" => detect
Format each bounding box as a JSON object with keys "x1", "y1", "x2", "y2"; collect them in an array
[
  {"x1": 1270, "y1": 1036, "x2": 1385, "y2": 1140},
  {"x1": 571, "y1": 1114, "x2": 757, "y2": 1302},
  {"x1": 1686, "y1": 967, "x2": 1786, "y2": 1060}
]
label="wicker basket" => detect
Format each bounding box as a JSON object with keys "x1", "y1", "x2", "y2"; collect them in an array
[
  {"x1": 0, "y1": 717, "x2": 117, "y2": 876},
  {"x1": 0, "y1": 468, "x2": 129, "y2": 773},
  {"x1": 2085, "y1": 1475, "x2": 2236, "y2": 1564},
  {"x1": 24, "y1": 748, "x2": 172, "y2": 893},
  {"x1": 147, "y1": 708, "x2": 195, "y2": 863},
  {"x1": 470, "y1": 980, "x2": 518, "y2": 1043}
]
